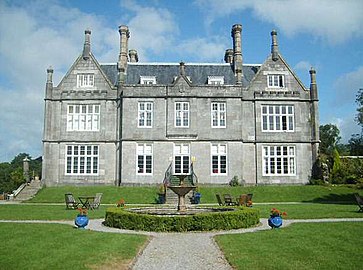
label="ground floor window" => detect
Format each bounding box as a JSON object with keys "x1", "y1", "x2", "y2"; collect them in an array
[
  {"x1": 211, "y1": 144, "x2": 227, "y2": 174},
  {"x1": 263, "y1": 145, "x2": 295, "y2": 176},
  {"x1": 137, "y1": 144, "x2": 153, "y2": 174},
  {"x1": 66, "y1": 145, "x2": 99, "y2": 175},
  {"x1": 174, "y1": 144, "x2": 190, "y2": 174}
]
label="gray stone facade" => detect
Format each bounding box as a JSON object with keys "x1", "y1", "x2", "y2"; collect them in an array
[{"x1": 42, "y1": 25, "x2": 319, "y2": 186}]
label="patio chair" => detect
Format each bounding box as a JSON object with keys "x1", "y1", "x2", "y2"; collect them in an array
[
  {"x1": 223, "y1": 194, "x2": 237, "y2": 206},
  {"x1": 237, "y1": 194, "x2": 247, "y2": 206},
  {"x1": 216, "y1": 194, "x2": 224, "y2": 206},
  {"x1": 353, "y1": 193, "x2": 363, "y2": 212},
  {"x1": 90, "y1": 193, "x2": 103, "y2": 210},
  {"x1": 65, "y1": 193, "x2": 79, "y2": 209}
]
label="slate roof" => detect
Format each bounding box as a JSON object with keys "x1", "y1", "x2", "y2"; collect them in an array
[{"x1": 100, "y1": 63, "x2": 260, "y2": 87}]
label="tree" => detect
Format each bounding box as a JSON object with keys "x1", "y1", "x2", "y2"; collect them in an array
[
  {"x1": 349, "y1": 133, "x2": 363, "y2": 156},
  {"x1": 319, "y1": 124, "x2": 341, "y2": 155},
  {"x1": 355, "y1": 88, "x2": 363, "y2": 128}
]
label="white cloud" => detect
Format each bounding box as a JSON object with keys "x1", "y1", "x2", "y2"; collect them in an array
[
  {"x1": 327, "y1": 116, "x2": 360, "y2": 143},
  {"x1": 294, "y1": 61, "x2": 313, "y2": 72},
  {"x1": 334, "y1": 66, "x2": 363, "y2": 106},
  {"x1": 194, "y1": 0, "x2": 363, "y2": 45}
]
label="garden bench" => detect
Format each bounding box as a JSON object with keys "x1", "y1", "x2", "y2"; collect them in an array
[
  {"x1": 353, "y1": 193, "x2": 363, "y2": 212},
  {"x1": 223, "y1": 194, "x2": 237, "y2": 206}
]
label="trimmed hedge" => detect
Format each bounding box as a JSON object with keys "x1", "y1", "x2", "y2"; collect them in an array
[{"x1": 103, "y1": 207, "x2": 260, "y2": 232}]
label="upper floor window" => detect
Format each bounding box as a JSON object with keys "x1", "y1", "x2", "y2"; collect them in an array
[
  {"x1": 211, "y1": 144, "x2": 227, "y2": 175},
  {"x1": 66, "y1": 145, "x2": 99, "y2": 175},
  {"x1": 137, "y1": 144, "x2": 153, "y2": 174},
  {"x1": 140, "y1": 76, "x2": 156, "y2": 85},
  {"x1": 208, "y1": 76, "x2": 224, "y2": 85},
  {"x1": 175, "y1": 102, "x2": 189, "y2": 127},
  {"x1": 211, "y1": 102, "x2": 226, "y2": 128},
  {"x1": 263, "y1": 145, "x2": 295, "y2": 176},
  {"x1": 77, "y1": 74, "x2": 94, "y2": 88},
  {"x1": 138, "y1": 102, "x2": 153, "y2": 128},
  {"x1": 267, "y1": 74, "x2": 284, "y2": 88},
  {"x1": 67, "y1": 104, "x2": 100, "y2": 131},
  {"x1": 261, "y1": 105, "x2": 294, "y2": 132}
]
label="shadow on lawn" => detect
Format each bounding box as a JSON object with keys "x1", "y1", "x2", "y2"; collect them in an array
[{"x1": 303, "y1": 193, "x2": 356, "y2": 205}]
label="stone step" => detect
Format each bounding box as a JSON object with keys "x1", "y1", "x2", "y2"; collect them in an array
[{"x1": 14, "y1": 181, "x2": 42, "y2": 201}]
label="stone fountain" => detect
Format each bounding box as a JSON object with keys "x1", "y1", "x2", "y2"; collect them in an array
[{"x1": 167, "y1": 175, "x2": 196, "y2": 212}]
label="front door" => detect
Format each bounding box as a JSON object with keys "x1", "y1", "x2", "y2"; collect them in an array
[{"x1": 174, "y1": 143, "x2": 190, "y2": 174}]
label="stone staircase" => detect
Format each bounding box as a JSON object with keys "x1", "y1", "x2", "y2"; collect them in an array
[
  {"x1": 165, "y1": 175, "x2": 195, "y2": 205},
  {"x1": 14, "y1": 180, "x2": 43, "y2": 201}
]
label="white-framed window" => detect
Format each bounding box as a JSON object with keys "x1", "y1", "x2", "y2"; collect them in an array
[
  {"x1": 208, "y1": 76, "x2": 224, "y2": 85},
  {"x1": 211, "y1": 102, "x2": 226, "y2": 128},
  {"x1": 263, "y1": 145, "x2": 295, "y2": 176},
  {"x1": 138, "y1": 102, "x2": 153, "y2": 128},
  {"x1": 175, "y1": 102, "x2": 189, "y2": 127},
  {"x1": 66, "y1": 145, "x2": 99, "y2": 175},
  {"x1": 67, "y1": 104, "x2": 100, "y2": 131},
  {"x1": 137, "y1": 144, "x2": 153, "y2": 175},
  {"x1": 77, "y1": 74, "x2": 94, "y2": 88},
  {"x1": 267, "y1": 74, "x2": 284, "y2": 88},
  {"x1": 174, "y1": 144, "x2": 190, "y2": 174},
  {"x1": 211, "y1": 144, "x2": 227, "y2": 175},
  {"x1": 261, "y1": 105, "x2": 294, "y2": 132},
  {"x1": 140, "y1": 76, "x2": 156, "y2": 85}
]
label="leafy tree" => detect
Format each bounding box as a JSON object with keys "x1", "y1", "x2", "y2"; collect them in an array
[
  {"x1": 349, "y1": 133, "x2": 363, "y2": 156},
  {"x1": 355, "y1": 88, "x2": 363, "y2": 128},
  {"x1": 319, "y1": 124, "x2": 341, "y2": 155}
]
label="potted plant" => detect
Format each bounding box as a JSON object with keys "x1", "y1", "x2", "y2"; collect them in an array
[
  {"x1": 157, "y1": 184, "x2": 166, "y2": 204},
  {"x1": 116, "y1": 198, "x2": 126, "y2": 207},
  {"x1": 268, "y1": 208, "x2": 287, "y2": 229},
  {"x1": 75, "y1": 208, "x2": 89, "y2": 229}
]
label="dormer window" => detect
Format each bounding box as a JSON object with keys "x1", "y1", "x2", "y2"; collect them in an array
[
  {"x1": 208, "y1": 76, "x2": 224, "y2": 85},
  {"x1": 267, "y1": 74, "x2": 284, "y2": 88},
  {"x1": 77, "y1": 74, "x2": 94, "y2": 88},
  {"x1": 140, "y1": 76, "x2": 156, "y2": 85}
]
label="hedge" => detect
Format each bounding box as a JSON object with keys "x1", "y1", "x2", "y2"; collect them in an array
[{"x1": 103, "y1": 207, "x2": 260, "y2": 232}]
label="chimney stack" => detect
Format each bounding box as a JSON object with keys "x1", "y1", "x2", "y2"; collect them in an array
[
  {"x1": 231, "y1": 24, "x2": 243, "y2": 84},
  {"x1": 224, "y1": 49, "x2": 233, "y2": 64},
  {"x1": 179, "y1": 62, "x2": 185, "y2": 76},
  {"x1": 45, "y1": 66, "x2": 53, "y2": 99},
  {"x1": 309, "y1": 68, "x2": 318, "y2": 100},
  {"x1": 271, "y1": 30, "x2": 279, "y2": 61},
  {"x1": 118, "y1": 25, "x2": 130, "y2": 71},
  {"x1": 82, "y1": 29, "x2": 91, "y2": 60},
  {"x1": 129, "y1": 49, "x2": 138, "y2": 63}
]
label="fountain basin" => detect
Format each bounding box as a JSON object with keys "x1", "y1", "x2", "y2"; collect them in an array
[{"x1": 168, "y1": 186, "x2": 196, "y2": 212}]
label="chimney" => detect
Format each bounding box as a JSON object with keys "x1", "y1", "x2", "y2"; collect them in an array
[
  {"x1": 179, "y1": 62, "x2": 185, "y2": 76},
  {"x1": 231, "y1": 24, "x2": 243, "y2": 84},
  {"x1": 309, "y1": 68, "x2": 318, "y2": 100},
  {"x1": 271, "y1": 30, "x2": 279, "y2": 61},
  {"x1": 45, "y1": 66, "x2": 53, "y2": 99},
  {"x1": 118, "y1": 25, "x2": 130, "y2": 71},
  {"x1": 129, "y1": 49, "x2": 138, "y2": 63},
  {"x1": 82, "y1": 29, "x2": 91, "y2": 60},
  {"x1": 224, "y1": 49, "x2": 233, "y2": 64}
]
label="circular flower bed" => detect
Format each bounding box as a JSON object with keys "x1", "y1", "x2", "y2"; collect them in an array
[{"x1": 103, "y1": 207, "x2": 260, "y2": 232}]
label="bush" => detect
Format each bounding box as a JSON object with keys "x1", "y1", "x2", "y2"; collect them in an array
[
  {"x1": 229, "y1": 175, "x2": 240, "y2": 186},
  {"x1": 104, "y1": 207, "x2": 260, "y2": 232}
]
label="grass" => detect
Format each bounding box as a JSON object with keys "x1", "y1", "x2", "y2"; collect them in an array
[
  {"x1": 0, "y1": 223, "x2": 148, "y2": 270},
  {"x1": 215, "y1": 222, "x2": 363, "y2": 270},
  {"x1": 28, "y1": 184, "x2": 362, "y2": 204}
]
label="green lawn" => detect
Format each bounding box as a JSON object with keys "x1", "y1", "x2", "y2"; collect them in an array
[
  {"x1": 215, "y1": 222, "x2": 363, "y2": 270},
  {"x1": 0, "y1": 223, "x2": 147, "y2": 270},
  {"x1": 28, "y1": 184, "x2": 362, "y2": 204}
]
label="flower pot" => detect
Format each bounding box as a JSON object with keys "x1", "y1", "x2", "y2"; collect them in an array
[
  {"x1": 268, "y1": 215, "x2": 283, "y2": 228},
  {"x1": 75, "y1": 214, "x2": 89, "y2": 229}
]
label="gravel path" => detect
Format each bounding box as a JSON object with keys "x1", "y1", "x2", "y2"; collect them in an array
[{"x1": 1, "y1": 217, "x2": 363, "y2": 270}]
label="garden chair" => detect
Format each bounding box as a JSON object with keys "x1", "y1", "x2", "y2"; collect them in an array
[
  {"x1": 353, "y1": 193, "x2": 363, "y2": 212},
  {"x1": 90, "y1": 193, "x2": 103, "y2": 210},
  {"x1": 224, "y1": 194, "x2": 237, "y2": 206},
  {"x1": 237, "y1": 194, "x2": 247, "y2": 206},
  {"x1": 65, "y1": 193, "x2": 79, "y2": 209},
  {"x1": 216, "y1": 194, "x2": 224, "y2": 206}
]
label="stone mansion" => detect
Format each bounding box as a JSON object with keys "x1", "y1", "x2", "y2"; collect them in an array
[{"x1": 42, "y1": 24, "x2": 319, "y2": 186}]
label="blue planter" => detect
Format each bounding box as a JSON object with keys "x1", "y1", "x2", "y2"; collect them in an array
[
  {"x1": 268, "y1": 215, "x2": 283, "y2": 228},
  {"x1": 75, "y1": 214, "x2": 89, "y2": 229},
  {"x1": 193, "y1": 192, "x2": 201, "y2": 204}
]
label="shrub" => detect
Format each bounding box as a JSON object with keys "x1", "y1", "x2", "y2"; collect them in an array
[
  {"x1": 229, "y1": 175, "x2": 240, "y2": 186},
  {"x1": 104, "y1": 207, "x2": 260, "y2": 232}
]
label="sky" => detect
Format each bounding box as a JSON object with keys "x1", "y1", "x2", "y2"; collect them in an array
[{"x1": 0, "y1": 0, "x2": 362, "y2": 162}]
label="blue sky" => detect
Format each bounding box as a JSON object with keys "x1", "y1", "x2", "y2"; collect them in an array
[{"x1": 0, "y1": 0, "x2": 362, "y2": 162}]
